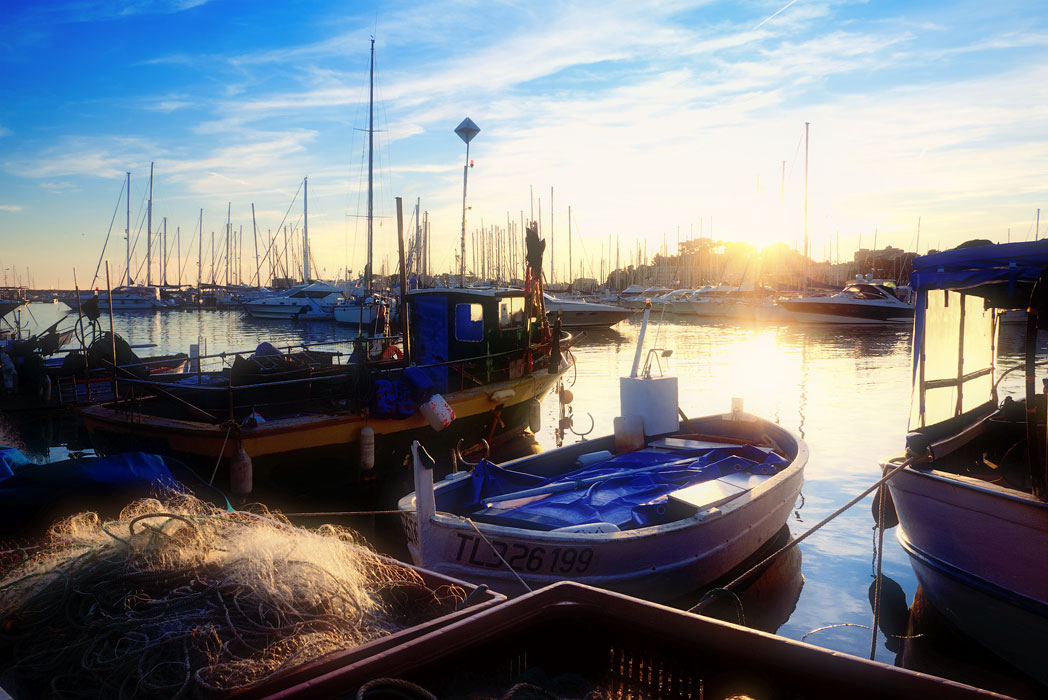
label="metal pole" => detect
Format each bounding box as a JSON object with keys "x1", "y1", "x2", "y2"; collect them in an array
[
  {"x1": 147, "y1": 162, "x2": 153, "y2": 287},
  {"x1": 105, "y1": 261, "x2": 118, "y2": 402},
  {"x1": 803, "y1": 122, "x2": 809, "y2": 287},
  {"x1": 367, "y1": 38, "x2": 375, "y2": 293},
  {"x1": 125, "y1": 172, "x2": 131, "y2": 286},
  {"x1": 303, "y1": 177, "x2": 310, "y2": 282},
  {"x1": 460, "y1": 142, "x2": 469, "y2": 287},
  {"x1": 396, "y1": 197, "x2": 411, "y2": 363}
]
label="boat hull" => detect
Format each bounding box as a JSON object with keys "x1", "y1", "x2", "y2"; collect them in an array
[
  {"x1": 401, "y1": 415, "x2": 806, "y2": 600},
  {"x1": 888, "y1": 467, "x2": 1048, "y2": 681},
  {"x1": 780, "y1": 300, "x2": 914, "y2": 324},
  {"x1": 80, "y1": 367, "x2": 563, "y2": 485}
]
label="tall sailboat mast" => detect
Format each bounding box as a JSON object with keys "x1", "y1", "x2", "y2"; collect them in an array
[
  {"x1": 366, "y1": 37, "x2": 375, "y2": 294},
  {"x1": 147, "y1": 162, "x2": 153, "y2": 287},
  {"x1": 803, "y1": 122, "x2": 809, "y2": 288},
  {"x1": 125, "y1": 172, "x2": 131, "y2": 285},
  {"x1": 303, "y1": 177, "x2": 310, "y2": 283}
]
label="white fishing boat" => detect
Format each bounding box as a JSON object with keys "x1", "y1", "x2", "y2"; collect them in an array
[
  {"x1": 542, "y1": 293, "x2": 633, "y2": 329},
  {"x1": 399, "y1": 306, "x2": 807, "y2": 600},
  {"x1": 884, "y1": 240, "x2": 1048, "y2": 684},
  {"x1": 780, "y1": 276, "x2": 913, "y2": 324},
  {"x1": 242, "y1": 281, "x2": 342, "y2": 320}
]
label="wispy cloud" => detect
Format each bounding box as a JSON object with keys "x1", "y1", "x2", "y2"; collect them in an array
[{"x1": 0, "y1": 204, "x2": 23, "y2": 212}]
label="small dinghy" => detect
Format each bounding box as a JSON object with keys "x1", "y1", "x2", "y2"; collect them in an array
[{"x1": 399, "y1": 304, "x2": 807, "y2": 600}]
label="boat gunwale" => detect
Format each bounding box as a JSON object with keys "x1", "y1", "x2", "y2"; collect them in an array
[{"x1": 399, "y1": 413, "x2": 807, "y2": 544}]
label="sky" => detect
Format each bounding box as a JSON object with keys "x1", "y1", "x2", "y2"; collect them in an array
[{"x1": 1, "y1": 0, "x2": 1046, "y2": 289}]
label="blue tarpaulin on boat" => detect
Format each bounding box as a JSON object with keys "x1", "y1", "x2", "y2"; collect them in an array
[
  {"x1": 468, "y1": 445, "x2": 787, "y2": 531},
  {"x1": 0, "y1": 450, "x2": 231, "y2": 536}
]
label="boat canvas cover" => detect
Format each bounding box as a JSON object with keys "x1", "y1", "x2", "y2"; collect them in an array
[
  {"x1": 468, "y1": 445, "x2": 787, "y2": 531},
  {"x1": 907, "y1": 241, "x2": 1048, "y2": 430},
  {"x1": 0, "y1": 449, "x2": 230, "y2": 535},
  {"x1": 910, "y1": 240, "x2": 1048, "y2": 303}
]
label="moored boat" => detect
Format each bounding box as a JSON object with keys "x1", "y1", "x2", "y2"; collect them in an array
[
  {"x1": 542, "y1": 292, "x2": 633, "y2": 329},
  {"x1": 242, "y1": 281, "x2": 343, "y2": 320},
  {"x1": 780, "y1": 276, "x2": 914, "y2": 324},
  {"x1": 883, "y1": 239, "x2": 1048, "y2": 684},
  {"x1": 399, "y1": 306, "x2": 806, "y2": 600},
  {"x1": 80, "y1": 224, "x2": 573, "y2": 490}
]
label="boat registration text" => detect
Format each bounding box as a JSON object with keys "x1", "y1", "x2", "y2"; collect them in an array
[{"x1": 449, "y1": 533, "x2": 594, "y2": 573}]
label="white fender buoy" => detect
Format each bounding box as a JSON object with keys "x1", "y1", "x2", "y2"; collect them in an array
[
  {"x1": 360, "y1": 425, "x2": 375, "y2": 472},
  {"x1": 528, "y1": 399, "x2": 542, "y2": 433},
  {"x1": 490, "y1": 388, "x2": 515, "y2": 404},
  {"x1": 230, "y1": 445, "x2": 253, "y2": 497},
  {"x1": 419, "y1": 394, "x2": 455, "y2": 431},
  {"x1": 560, "y1": 387, "x2": 573, "y2": 404}
]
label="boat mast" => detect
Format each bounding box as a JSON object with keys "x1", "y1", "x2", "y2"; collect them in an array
[
  {"x1": 225, "y1": 203, "x2": 231, "y2": 286},
  {"x1": 147, "y1": 162, "x2": 153, "y2": 287},
  {"x1": 303, "y1": 177, "x2": 310, "y2": 283},
  {"x1": 367, "y1": 38, "x2": 375, "y2": 294},
  {"x1": 197, "y1": 209, "x2": 203, "y2": 288},
  {"x1": 568, "y1": 205, "x2": 572, "y2": 289},
  {"x1": 550, "y1": 186, "x2": 554, "y2": 285},
  {"x1": 803, "y1": 122, "x2": 809, "y2": 289},
  {"x1": 125, "y1": 171, "x2": 131, "y2": 286},
  {"x1": 252, "y1": 203, "x2": 260, "y2": 287},
  {"x1": 162, "y1": 217, "x2": 167, "y2": 286}
]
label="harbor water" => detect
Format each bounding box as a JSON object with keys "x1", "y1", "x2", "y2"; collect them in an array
[{"x1": 3, "y1": 302, "x2": 1040, "y2": 696}]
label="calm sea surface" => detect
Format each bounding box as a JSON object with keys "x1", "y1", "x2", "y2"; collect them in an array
[{"x1": 4, "y1": 302, "x2": 1039, "y2": 695}]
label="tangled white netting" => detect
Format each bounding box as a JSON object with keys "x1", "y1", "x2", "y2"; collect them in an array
[{"x1": 0, "y1": 494, "x2": 466, "y2": 699}]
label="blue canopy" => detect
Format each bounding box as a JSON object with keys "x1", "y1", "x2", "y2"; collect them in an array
[{"x1": 910, "y1": 240, "x2": 1048, "y2": 306}]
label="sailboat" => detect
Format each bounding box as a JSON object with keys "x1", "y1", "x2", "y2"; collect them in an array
[
  {"x1": 334, "y1": 38, "x2": 386, "y2": 331},
  {"x1": 243, "y1": 178, "x2": 343, "y2": 321}
]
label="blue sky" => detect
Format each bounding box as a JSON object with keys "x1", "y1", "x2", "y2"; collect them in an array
[{"x1": 1, "y1": 0, "x2": 1046, "y2": 288}]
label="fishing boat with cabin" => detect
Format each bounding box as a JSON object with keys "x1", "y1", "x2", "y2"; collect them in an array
[
  {"x1": 881, "y1": 239, "x2": 1048, "y2": 685},
  {"x1": 398, "y1": 302, "x2": 807, "y2": 600},
  {"x1": 79, "y1": 220, "x2": 572, "y2": 493}
]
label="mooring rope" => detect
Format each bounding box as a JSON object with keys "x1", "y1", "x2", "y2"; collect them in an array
[
  {"x1": 465, "y1": 517, "x2": 532, "y2": 594},
  {"x1": 689, "y1": 455, "x2": 917, "y2": 615},
  {"x1": 208, "y1": 421, "x2": 235, "y2": 485}
]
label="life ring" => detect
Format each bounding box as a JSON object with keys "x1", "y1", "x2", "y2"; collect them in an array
[{"x1": 382, "y1": 344, "x2": 402, "y2": 360}]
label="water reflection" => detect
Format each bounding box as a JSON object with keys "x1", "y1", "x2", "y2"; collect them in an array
[
  {"x1": 872, "y1": 575, "x2": 1044, "y2": 699},
  {"x1": 5, "y1": 304, "x2": 1043, "y2": 692},
  {"x1": 670, "y1": 526, "x2": 804, "y2": 635}
]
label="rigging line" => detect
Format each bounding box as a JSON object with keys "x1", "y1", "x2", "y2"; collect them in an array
[
  {"x1": 91, "y1": 178, "x2": 127, "y2": 289},
  {"x1": 177, "y1": 223, "x2": 199, "y2": 284},
  {"x1": 688, "y1": 456, "x2": 916, "y2": 614}
]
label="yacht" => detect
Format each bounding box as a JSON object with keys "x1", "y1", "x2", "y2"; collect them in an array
[
  {"x1": 779, "y1": 276, "x2": 913, "y2": 324},
  {"x1": 242, "y1": 282, "x2": 343, "y2": 320},
  {"x1": 65, "y1": 286, "x2": 177, "y2": 311},
  {"x1": 543, "y1": 293, "x2": 634, "y2": 329}
]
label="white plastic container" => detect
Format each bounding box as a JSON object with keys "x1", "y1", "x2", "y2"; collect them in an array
[{"x1": 419, "y1": 394, "x2": 455, "y2": 431}]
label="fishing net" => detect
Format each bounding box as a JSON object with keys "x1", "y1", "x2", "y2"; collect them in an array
[{"x1": 0, "y1": 493, "x2": 467, "y2": 699}]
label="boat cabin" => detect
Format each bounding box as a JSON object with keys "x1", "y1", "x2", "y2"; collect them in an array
[
  {"x1": 408, "y1": 288, "x2": 547, "y2": 393},
  {"x1": 901, "y1": 240, "x2": 1048, "y2": 501}
]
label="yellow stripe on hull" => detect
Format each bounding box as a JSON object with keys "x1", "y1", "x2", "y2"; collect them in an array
[{"x1": 81, "y1": 369, "x2": 561, "y2": 459}]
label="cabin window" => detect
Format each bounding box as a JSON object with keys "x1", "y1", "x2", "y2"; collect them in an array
[
  {"x1": 455, "y1": 303, "x2": 484, "y2": 342},
  {"x1": 498, "y1": 297, "x2": 524, "y2": 329},
  {"x1": 911, "y1": 290, "x2": 995, "y2": 429}
]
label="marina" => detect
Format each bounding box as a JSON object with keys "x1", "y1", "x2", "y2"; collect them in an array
[
  {"x1": 2, "y1": 268, "x2": 1045, "y2": 697},
  {"x1": 3, "y1": 1, "x2": 1048, "y2": 697}
]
